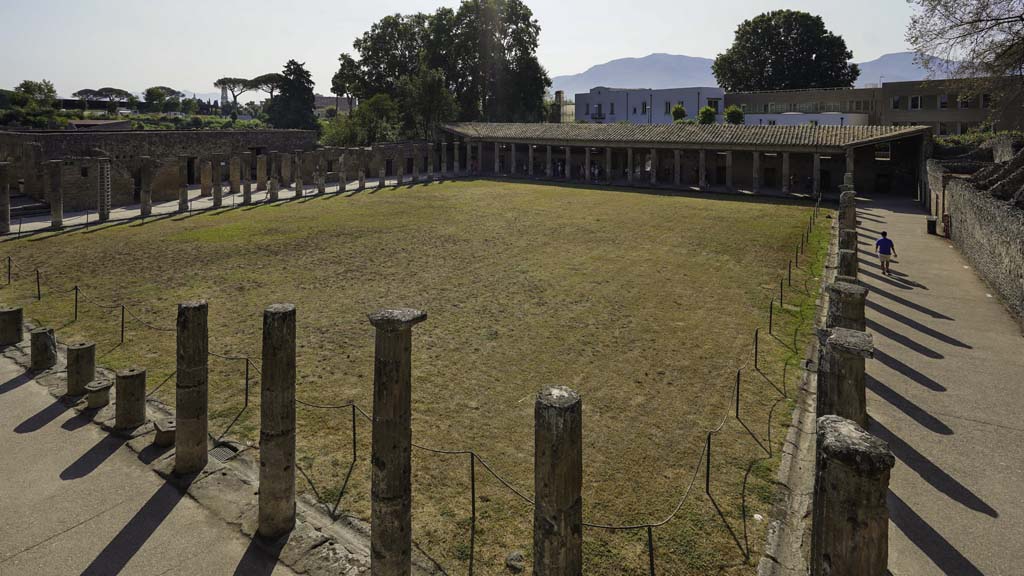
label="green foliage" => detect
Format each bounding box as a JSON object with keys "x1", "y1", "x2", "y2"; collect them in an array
[
  {"x1": 713, "y1": 10, "x2": 859, "y2": 91},
  {"x1": 396, "y1": 66, "x2": 457, "y2": 140},
  {"x1": 935, "y1": 130, "x2": 1024, "y2": 148},
  {"x1": 697, "y1": 106, "x2": 717, "y2": 124},
  {"x1": 14, "y1": 80, "x2": 57, "y2": 106},
  {"x1": 181, "y1": 98, "x2": 200, "y2": 115},
  {"x1": 331, "y1": 53, "x2": 361, "y2": 112},
  {"x1": 724, "y1": 105, "x2": 745, "y2": 124},
  {"x1": 266, "y1": 60, "x2": 317, "y2": 131},
  {"x1": 671, "y1": 103, "x2": 687, "y2": 122},
  {"x1": 248, "y1": 73, "x2": 284, "y2": 99}
]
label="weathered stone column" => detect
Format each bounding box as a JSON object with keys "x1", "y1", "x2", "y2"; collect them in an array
[
  {"x1": 441, "y1": 143, "x2": 448, "y2": 178},
  {"x1": 0, "y1": 306, "x2": 23, "y2": 345},
  {"x1": 115, "y1": 367, "x2": 147, "y2": 430},
  {"x1": 827, "y1": 281, "x2": 869, "y2": 331},
  {"x1": 358, "y1": 156, "x2": 366, "y2": 190},
  {"x1": 30, "y1": 327, "x2": 57, "y2": 372},
  {"x1": 396, "y1": 152, "x2": 405, "y2": 185},
  {"x1": 627, "y1": 148, "x2": 634, "y2": 184},
  {"x1": 494, "y1": 142, "x2": 500, "y2": 174},
  {"x1": 844, "y1": 147, "x2": 855, "y2": 188},
  {"x1": 369, "y1": 308, "x2": 427, "y2": 576},
  {"x1": 426, "y1": 143, "x2": 433, "y2": 180},
  {"x1": 200, "y1": 158, "x2": 212, "y2": 197},
  {"x1": 650, "y1": 148, "x2": 657, "y2": 185},
  {"x1": 256, "y1": 154, "x2": 268, "y2": 192},
  {"x1": 454, "y1": 141, "x2": 461, "y2": 175},
  {"x1": 752, "y1": 151, "x2": 760, "y2": 193},
  {"x1": 259, "y1": 303, "x2": 296, "y2": 539},
  {"x1": 584, "y1": 147, "x2": 591, "y2": 182},
  {"x1": 0, "y1": 162, "x2": 10, "y2": 234},
  {"x1": 295, "y1": 151, "x2": 305, "y2": 197},
  {"x1": 534, "y1": 386, "x2": 583, "y2": 576},
  {"x1": 725, "y1": 150, "x2": 734, "y2": 190},
  {"x1": 267, "y1": 177, "x2": 279, "y2": 202},
  {"x1": 838, "y1": 249, "x2": 858, "y2": 278},
  {"x1": 178, "y1": 156, "x2": 190, "y2": 212},
  {"x1": 338, "y1": 152, "x2": 347, "y2": 191},
  {"x1": 175, "y1": 300, "x2": 208, "y2": 475},
  {"x1": 817, "y1": 328, "x2": 873, "y2": 427},
  {"x1": 46, "y1": 161, "x2": 63, "y2": 229},
  {"x1": 812, "y1": 415, "x2": 894, "y2": 576},
  {"x1": 242, "y1": 153, "x2": 253, "y2": 205},
  {"x1": 545, "y1": 145, "x2": 552, "y2": 178},
  {"x1": 317, "y1": 153, "x2": 327, "y2": 194},
  {"x1": 229, "y1": 155, "x2": 241, "y2": 197},
  {"x1": 212, "y1": 159, "x2": 224, "y2": 208},
  {"x1": 782, "y1": 152, "x2": 791, "y2": 193},
  {"x1": 510, "y1": 143, "x2": 517, "y2": 176},
  {"x1": 674, "y1": 150, "x2": 681, "y2": 186},
  {"x1": 839, "y1": 190, "x2": 857, "y2": 231},
  {"x1": 813, "y1": 152, "x2": 821, "y2": 197},
  {"x1": 281, "y1": 152, "x2": 292, "y2": 187},
  {"x1": 839, "y1": 228, "x2": 858, "y2": 253},
  {"x1": 565, "y1": 147, "x2": 572, "y2": 181},
  {"x1": 528, "y1": 145, "x2": 534, "y2": 177},
  {"x1": 477, "y1": 142, "x2": 484, "y2": 175},
  {"x1": 67, "y1": 341, "x2": 96, "y2": 396},
  {"x1": 699, "y1": 149, "x2": 707, "y2": 190},
  {"x1": 605, "y1": 147, "x2": 612, "y2": 184},
  {"x1": 377, "y1": 153, "x2": 386, "y2": 189},
  {"x1": 139, "y1": 157, "x2": 153, "y2": 217}
]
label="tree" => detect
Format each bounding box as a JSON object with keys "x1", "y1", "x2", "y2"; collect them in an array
[
  {"x1": 724, "y1": 105, "x2": 745, "y2": 124},
  {"x1": 96, "y1": 87, "x2": 133, "y2": 102},
  {"x1": 214, "y1": 77, "x2": 252, "y2": 114},
  {"x1": 266, "y1": 60, "x2": 316, "y2": 130},
  {"x1": 14, "y1": 80, "x2": 57, "y2": 106},
  {"x1": 351, "y1": 93, "x2": 401, "y2": 144},
  {"x1": 712, "y1": 10, "x2": 860, "y2": 91},
  {"x1": 249, "y1": 73, "x2": 284, "y2": 100},
  {"x1": 697, "y1": 106, "x2": 717, "y2": 124},
  {"x1": 396, "y1": 67, "x2": 458, "y2": 140},
  {"x1": 907, "y1": 0, "x2": 1024, "y2": 106},
  {"x1": 181, "y1": 98, "x2": 199, "y2": 115},
  {"x1": 353, "y1": 13, "x2": 430, "y2": 97},
  {"x1": 331, "y1": 53, "x2": 361, "y2": 114},
  {"x1": 144, "y1": 86, "x2": 183, "y2": 109},
  {"x1": 671, "y1": 103, "x2": 687, "y2": 122}
]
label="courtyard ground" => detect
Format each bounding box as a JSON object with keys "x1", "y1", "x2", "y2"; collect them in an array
[{"x1": 0, "y1": 179, "x2": 828, "y2": 575}]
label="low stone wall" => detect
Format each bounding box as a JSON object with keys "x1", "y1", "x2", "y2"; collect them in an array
[{"x1": 947, "y1": 178, "x2": 1024, "y2": 322}]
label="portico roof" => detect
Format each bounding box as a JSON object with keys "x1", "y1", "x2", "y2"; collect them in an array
[{"x1": 442, "y1": 122, "x2": 931, "y2": 153}]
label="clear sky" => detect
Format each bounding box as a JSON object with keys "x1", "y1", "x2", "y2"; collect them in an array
[{"x1": 0, "y1": 0, "x2": 916, "y2": 99}]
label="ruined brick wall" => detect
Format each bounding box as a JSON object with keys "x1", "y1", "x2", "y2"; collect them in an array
[
  {"x1": 53, "y1": 159, "x2": 134, "y2": 211},
  {"x1": 946, "y1": 178, "x2": 1024, "y2": 323}
]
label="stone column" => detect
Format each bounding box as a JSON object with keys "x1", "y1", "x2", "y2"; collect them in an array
[
  {"x1": 839, "y1": 229, "x2": 858, "y2": 253},
  {"x1": 178, "y1": 156, "x2": 190, "y2": 212},
  {"x1": 338, "y1": 153, "x2": 347, "y2": 192},
  {"x1": 229, "y1": 156, "x2": 241, "y2": 196},
  {"x1": 565, "y1": 147, "x2": 572, "y2": 181},
  {"x1": 212, "y1": 159, "x2": 223, "y2": 208},
  {"x1": 358, "y1": 154, "x2": 366, "y2": 190},
  {"x1": 454, "y1": 141, "x2": 461, "y2": 175},
  {"x1": 528, "y1": 145, "x2": 534, "y2": 177},
  {"x1": 494, "y1": 142, "x2": 500, "y2": 174},
  {"x1": 377, "y1": 153, "x2": 386, "y2": 189},
  {"x1": 699, "y1": 149, "x2": 707, "y2": 190},
  {"x1": 175, "y1": 301, "x2": 208, "y2": 475},
  {"x1": 139, "y1": 157, "x2": 153, "y2": 217},
  {"x1": 0, "y1": 162, "x2": 10, "y2": 234},
  {"x1": 295, "y1": 151, "x2": 305, "y2": 197},
  {"x1": 674, "y1": 150, "x2": 681, "y2": 186},
  {"x1": 627, "y1": 148, "x2": 634, "y2": 184},
  {"x1": 545, "y1": 146, "x2": 552, "y2": 178},
  {"x1": 649, "y1": 148, "x2": 657, "y2": 185},
  {"x1": 242, "y1": 152, "x2": 253, "y2": 201},
  {"x1": 605, "y1": 148, "x2": 612, "y2": 184},
  {"x1": 584, "y1": 148, "x2": 591, "y2": 182},
  {"x1": 812, "y1": 415, "x2": 894, "y2": 576},
  {"x1": 317, "y1": 153, "x2": 327, "y2": 194},
  {"x1": 368, "y1": 308, "x2": 427, "y2": 576},
  {"x1": 30, "y1": 327, "x2": 57, "y2": 372},
  {"x1": 813, "y1": 152, "x2": 821, "y2": 197},
  {"x1": 67, "y1": 341, "x2": 95, "y2": 396},
  {"x1": 839, "y1": 190, "x2": 857, "y2": 231},
  {"x1": 845, "y1": 147, "x2": 855, "y2": 188},
  {"x1": 724, "y1": 150, "x2": 734, "y2": 190},
  {"x1": 533, "y1": 386, "x2": 583, "y2": 576},
  {"x1": 115, "y1": 368, "x2": 147, "y2": 430},
  {"x1": 818, "y1": 328, "x2": 873, "y2": 427},
  {"x1": 827, "y1": 281, "x2": 868, "y2": 331},
  {"x1": 256, "y1": 154, "x2": 268, "y2": 191},
  {"x1": 46, "y1": 161, "x2": 63, "y2": 229},
  {"x1": 396, "y1": 152, "x2": 405, "y2": 185},
  {"x1": 0, "y1": 306, "x2": 22, "y2": 346},
  {"x1": 477, "y1": 142, "x2": 484, "y2": 175},
  {"x1": 441, "y1": 143, "x2": 448, "y2": 178},
  {"x1": 426, "y1": 143, "x2": 434, "y2": 180},
  {"x1": 752, "y1": 151, "x2": 760, "y2": 193},
  {"x1": 259, "y1": 303, "x2": 296, "y2": 539},
  {"x1": 838, "y1": 249, "x2": 858, "y2": 278},
  {"x1": 281, "y1": 152, "x2": 292, "y2": 186},
  {"x1": 782, "y1": 152, "x2": 791, "y2": 193},
  {"x1": 200, "y1": 159, "x2": 212, "y2": 197}
]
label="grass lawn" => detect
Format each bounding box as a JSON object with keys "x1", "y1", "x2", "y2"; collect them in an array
[{"x1": 2, "y1": 179, "x2": 830, "y2": 575}]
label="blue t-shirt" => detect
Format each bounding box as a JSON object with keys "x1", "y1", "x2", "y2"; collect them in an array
[{"x1": 876, "y1": 238, "x2": 895, "y2": 255}]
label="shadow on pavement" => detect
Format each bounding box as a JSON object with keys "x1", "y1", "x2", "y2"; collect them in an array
[
  {"x1": 80, "y1": 480, "x2": 190, "y2": 576},
  {"x1": 866, "y1": 375, "x2": 953, "y2": 435},
  {"x1": 233, "y1": 533, "x2": 288, "y2": 576},
  {"x1": 14, "y1": 398, "x2": 73, "y2": 434},
  {"x1": 867, "y1": 319, "x2": 944, "y2": 360},
  {"x1": 0, "y1": 372, "x2": 33, "y2": 395},
  {"x1": 866, "y1": 300, "x2": 971, "y2": 349},
  {"x1": 867, "y1": 284, "x2": 954, "y2": 320},
  {"x1": 60, "y1": 433, "x2": 130, "y2": 480},
  {"x1": 888, "y1": 490, "x2": 985, "y2": 576},
  {"x1": 873, "y1": 349, "x2": 946, "y2": 392},
  {"x1": 871, "y1": 420, "x2": 997, "y2": 518}
]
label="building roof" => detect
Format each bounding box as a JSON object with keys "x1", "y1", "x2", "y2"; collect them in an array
[{"x1": 442, "y1": 122, "x2": 931, "y2": 152}]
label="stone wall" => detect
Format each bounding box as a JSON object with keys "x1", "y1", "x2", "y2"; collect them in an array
[{"x1": 946, "y1": 178, "x2": 1024, "y2": 322}]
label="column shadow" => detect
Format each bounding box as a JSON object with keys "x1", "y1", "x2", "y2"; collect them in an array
[
  {"x1": 60, "y1": 434, "x2": 130, "y2": 480},
  {"x1": 14, "y1": 398, "x2": 73, "y2": 433},
  {"x1": 233, "y1": 533, "x2": 289, "y2": 576},
  {"x1": 866, "y1": 300, "x2": 970, "y2": 349},
  {"x1": 868, "y1": 284, "x2": 954, "y2": 320},
  {"x1": 871, "y1": 420, "x2": 997, "y2": 517},
  {"x1": 867, "y1": 319, "x2": 944, "y2": 359},
  {"x1": 866, "y1": 375, "x2": 953, "y2": 435},
  {"x1": 872, "y1": 349, "x2": 946, "y2": 392},
  {"x1": 0, "y1": 372, "x2": 32, "y2": 395},
  {"x1": 888, "y1": 490, "x2": 985, "y2": 575},
  {"x1": 80, "y1": 479, "x2": 190, "y2": 576}
]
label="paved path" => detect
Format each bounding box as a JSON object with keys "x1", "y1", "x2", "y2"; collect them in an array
[
  {"x1": 856, "y1": 195, "x2": 1024, "y2": 575},
  {"x1": 0, "y1": 359, "x2": 295, "y2": 576}
]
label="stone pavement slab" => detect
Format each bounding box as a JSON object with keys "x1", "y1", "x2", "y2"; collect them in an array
[{"x1": 857, "y1": 195, "x2": 1024, "y2": 576}]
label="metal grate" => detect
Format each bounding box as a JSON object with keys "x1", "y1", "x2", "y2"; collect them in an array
[{"x1": 209, "y1": 443, "x2": 240, "y2": 463}]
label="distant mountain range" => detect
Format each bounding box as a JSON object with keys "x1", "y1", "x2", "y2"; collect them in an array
[{"x1": 550, "y1": 51, "x2": 948, "y2": 97}]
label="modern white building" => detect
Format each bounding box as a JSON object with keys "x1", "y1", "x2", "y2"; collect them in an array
[
  {"x1": 744, "y1": 112, "x2": 870, "y2": 126},
  {"x1": 574, "y1": 86, "x2": 724, "y2": 125}
]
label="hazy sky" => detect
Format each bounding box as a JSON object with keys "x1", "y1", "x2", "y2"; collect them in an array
[{"x1": 0, "y1": 0, "x2": 916, "y2": 99}]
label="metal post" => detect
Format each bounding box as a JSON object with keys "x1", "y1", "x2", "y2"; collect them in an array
[
  {"x1": 735, "y1": 369, "x2": 741, "y2": 418},
  {"x1": 35, "y1": 269, "x2": 40, "y2": 301},
  {"x1": 769, "y1": 299, "x2": 774, "y2": 334},
  {"x1": 74, "y1": 286, "x2": 79, "y2": 321},
  {"x1": 705, "y1": 432, "x2": 712, "y2": 495},
  {"x1": 754, "y1": 328, "x2": 760, "y2": 370},
  {"x1": 120, "y1": 304, "x2": 125, "y2": 344}
]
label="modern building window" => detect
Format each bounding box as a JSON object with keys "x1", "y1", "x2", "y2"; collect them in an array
[
  {"x1": 874, "y1": 143, "x2": 892, "y2": 161},
  {"x1": 665, "y1": 101, "x2": 671, "y2": 115},
  {"x1": 641, "y1": 101, "x2": 647, "y2": 115},
  {"x1": 910, "y1": 96, "x2": 921, "y2": 110},
  {"x1": 939, "y1": 94, "x2": 949, "y2": 109},
  {"x1": 767, "y1": 119, "x2": 777, "y2": 126},
  {"x1": 610, "y1": 102, "x2": 615, "y2": 115},
  {"x1": 982, "y1": 94, "x2": 992, "y2": 108},
  {"x1": 586, "y1": 103, "x2": 590, "y2": 115},
  {"x1": 959, "y1": 97, "x2": 970, "y2": 109},
  {"x1": 707, "y1": 98, "x2": 721, "y2": 113},
  {"x1": 80, "y1": 167, "x2": 89, "y2": 178},
  {"x1": 596, "y1": 103, "x2": 602, "y2": 115},
  {"x1": 891, "y1": 96, "x2": 902, "y2": 110}
]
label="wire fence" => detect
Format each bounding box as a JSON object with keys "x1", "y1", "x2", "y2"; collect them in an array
[{"x1": 0, "y1": 198, "x2": 826, "y2": 574}]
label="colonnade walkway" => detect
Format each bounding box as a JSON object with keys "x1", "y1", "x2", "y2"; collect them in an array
[
  {"x1": 0, "y1": 358, "x2": 295, "y2": 575},
  {"x1": 856, "y1": 195, "x2": 1024, "y2": 574}
]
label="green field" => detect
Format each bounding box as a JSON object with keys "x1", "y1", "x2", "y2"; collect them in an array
[{"x1": 2, "y1": 179, "x2": 829, "y2": 575}]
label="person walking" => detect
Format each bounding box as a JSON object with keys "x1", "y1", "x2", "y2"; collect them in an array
[{"x1": 875, "y1": 231, "x2": 898, "y2": 275}]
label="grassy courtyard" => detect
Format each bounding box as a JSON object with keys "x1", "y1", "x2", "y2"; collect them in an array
[{"x1": 2, "y1": 179, "x2": 829, "y2": 575}]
